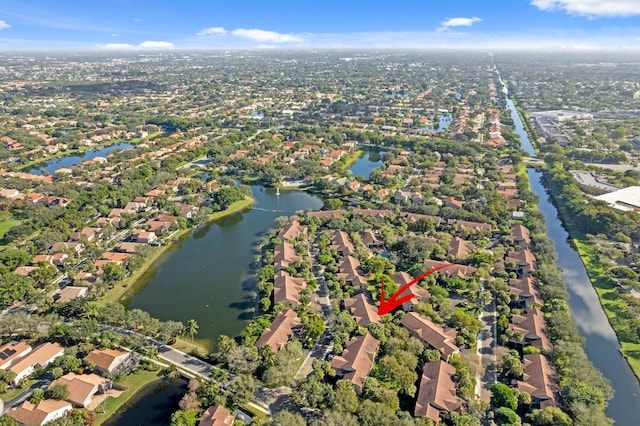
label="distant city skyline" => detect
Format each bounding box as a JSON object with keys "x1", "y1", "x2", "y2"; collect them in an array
[{"x1": 1, "y1": 0, "x2": 640, "y2": 50}]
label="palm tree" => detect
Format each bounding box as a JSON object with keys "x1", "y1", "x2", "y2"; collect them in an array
[{"x1": 186, "y1": 319, "x2": 199, "y2": 343}]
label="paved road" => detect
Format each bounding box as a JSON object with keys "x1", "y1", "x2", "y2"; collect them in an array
[
  {"x1": 2, "y1": 380, "x2": 49, "y2": 415},
  {"x1": 294, "y1": 333, "x2": 333, "y2": 380},
  {"x1": 475, "y1": 299, "x2": 498, "y2": 402},
  {"x1": 99, "y1": 324, "x2": 225, "y2": 380}
]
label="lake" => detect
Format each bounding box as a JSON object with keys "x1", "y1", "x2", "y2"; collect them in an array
[
  {"x1": 103, "y1": 378, "x2": 187, "y2": 426},
  {"x1": 122, "y1": 185, "x2": 323, "y2": 350},
  {"x1": 27, "y1": 142, "x2": 133, "y2": 175},
  {"x1": 349, "y1": 148, "x2": 384, "y2": 179}
]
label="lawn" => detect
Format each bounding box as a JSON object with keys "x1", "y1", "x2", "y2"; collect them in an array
[
  {"x1": 0, "y1": 219, "x2": 21, "y2": 240},
  {"x1": 93, "y1": 369, "x2": 162, "y2": 426},
  {"x1": 0, "y1": 379, "x2": 37, "y2": 402}
]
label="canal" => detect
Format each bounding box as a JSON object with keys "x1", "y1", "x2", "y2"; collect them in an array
[
  {"x1": 350, "y1": 148, "x2": 384, "y2": 179},
  {"x1": 122, "y1": 185, "x2": 323, "y2": 350},
  {"x1": 503, "y1": 77, "x2": 640, "y2": 423},
  {"x1": 103, "y1": 378, "x2": 187, "y2": 426},
  {"x1": 27, "y1": 142, "x2": 133, "y2": 175}
]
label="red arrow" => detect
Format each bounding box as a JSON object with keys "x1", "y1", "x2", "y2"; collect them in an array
[{"x1": 378, "y1": 263, "x2": 453, "y2": 315}]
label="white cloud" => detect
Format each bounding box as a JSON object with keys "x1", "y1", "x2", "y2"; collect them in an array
[
  {"x1": 531, "y1": 0, "x2": 640, "y2": 17},
  {"x1": 102, "y1": 43, "x2": 136, "y2": 50},
  {"x1": 138, "y1": 40, "x2": 175, "y2": 49},
  {"x1": 100, "y1": 41, "x2": 174, "y2": 50},
  {"x1": 0, "y1": 20, "x2": 10, "y2": 30},
  {"x1": 439, "y1": 16, "x2": 482, "y2": 31},
  {"x1": 197, "y1": 27, "x2": 227, "y2": 36},
  {"x1": 231, "y1": 28, "x2": 302, "y2": 43}
]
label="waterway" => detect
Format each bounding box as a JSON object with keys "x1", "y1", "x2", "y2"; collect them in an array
[
  {"x1": 502, "y1": 76, "x2": 640, "y2": 422},
  {"x1": 122, "y1": 185, "x2": 323, "y2": 350},
  {"x1": 350, "y1": 148, "x2": 384, "y2": 179},
  {"x1": 103, "y1": 378, "x2": 187, "y2": 426},
  {"x1": 26, "y1": 142, "x2": 133, "y2": 175}
]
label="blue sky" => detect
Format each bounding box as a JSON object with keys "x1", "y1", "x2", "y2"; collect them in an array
[{"x1": 1, "y1": 0, "x2": 640, "y2": 50}]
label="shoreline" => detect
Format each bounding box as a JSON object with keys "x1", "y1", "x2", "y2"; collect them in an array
[{"x1": 95, "y1": 196, "x2": 255, "y2": 314}]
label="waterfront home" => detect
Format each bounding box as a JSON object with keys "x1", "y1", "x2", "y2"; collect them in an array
[
  {"x1": 414, "y1": 360, "x2": 464, "y2": 423},
  {"x1": 274, "y1": 242, "x2": 301, "y2": 271},
  {"x1": 0, "y1": 341, "x2": 32, "y2": 370},
  {"x1": 330, "y1": 333, "x2": 380, "y2": 394},
  {"x1": 505, "y1": 248, "x2": 536, "y2": 276},
  {"x1": 273, "y1": 271, "x2": 307, "y2": 307},
  {"x1": 255, "y1": 309, "x2": 302, "y2": 352},
  {"x1": 447, "y1": 219, "x2": 492, "y2": 233},
  {"x1": 84, "y1": 348, "x2": 132, "y2": 375},
  {"x1": 401, "y1": 312, "x2": 459, "y2": 358},
  {"x1": 277, "y1": 219, "x2": 307, "y2": 241},
  {"x1": 343, "y1": 292, "x2": 380, "y2": 326},
  {"x1": 198, "y1": 404, "x2": 235, "y2": 426},
  {"x1": 49, "y1": 372, "x2": 112, "y2": 407},
  {"x1": 132, "y1": 230, "x2": 157, "y2": 244},
  {"x1": 9, "y1": 342, "x2": 64, "y2": 385},
  {"x1": 515, "y1": 354, "x2": 559, "y2": 409},
  {"x1": 508, "y1": 308, "x2": 552, "y2": 351},
  {"x1": 509, "y1": 224, "x2": 531, "y2": 246},
  {"x1": 509, "y1": 277, "x2": 543, "y2": 308},
  {"x1": 8, "y1": 399, "x2": 72, "y2": 426}
]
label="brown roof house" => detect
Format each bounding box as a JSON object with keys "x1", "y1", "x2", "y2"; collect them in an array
[
  {"x1": 8, "y1": 399, "x2": 72, "y2": 426},
  {"x1": 330, "y1": 333, "x2": 380, "y2": 394},
  {"x1": 330, "y1": 230, "x2": 355, "y2": 256},
  {"x1": 392, "y1": 272, "x2": 431, "y2": 311},
  {"x1": 274, "y1": 242, "x2": 301, "y2": 271},
  {"x1": 278, "y1": 220, "x2": 307, "y2": 241},
  {"x1": 506, "y1": 249, "x2": 536, "y2": 277},
  {"x1": 515, "y1": 354, "x2": 558, "y2": 409},
  {"x1": 508, "y1": 309, "x2": 552, "y2": 351},
  {"x1": 255, "y1": 309, "x2": 302, "y2": 352},
  {"x1": 509, "y1": 277, "x2": 543, "y2": 308},
  {"x1": 414, "y1": 360, "x2": 464, "y2": 423},
  {"x1": 49, "y1": 372, "x2": 112, "y2": 407},
  {"x1": 0, "y1": 341, "x2": 32, "y2": 370},
  {"x1": 509, "y1": 224, "x2": 531, "y2": 247},
  {"x1": 401, "y1": 312, "x2": 460, "y2": 358},
  {"x1": 343, "y1": 292, "x2": 380, "y2": 326},
  {"x1": 337, "y1": 255, "x2": 368, "y2": 287},
  {"x1": 273, "y1": 271, "x2": 307, "y2": 307},
  {"x1": 84, "y1": 348, "x2": 132, "y2": 375},
  {"x1": 448, "y1": 237, "x2": 475, "y2": 260},
  {"x1": 198, "y1": 404, "x2": 235, "y2": 426},
  {"x1": 9, "y1": 342, "x2": 64, "y2": 384}
]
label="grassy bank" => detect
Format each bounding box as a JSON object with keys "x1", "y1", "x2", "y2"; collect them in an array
[
  {"x1": 572, "y1": 239, "x2": 640, "y2": 379},
  {"x1": 541, "y1": 171, "x2": 640, "y2": 381},
  {"x1": 93, "y1": 369, "x2": 163, "y2": 426}
]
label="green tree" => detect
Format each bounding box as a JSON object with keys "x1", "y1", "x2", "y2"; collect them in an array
[
  {"x1": 491, "y1": 383, "x2": 517, "y2": 411},
  {"x1": 186, "y1": 319, "x2": 199, "y2": 342},
  {"x1": 102, "y1": 262, "x2": 126, "y2": 284},
  {"x1": 527, "y1": 407, "x2": 573, "y2": 426},
  {"x1": 45, "y1": 384, "x2": 70, "y2": 400},
  {"x1": 333, "y1": 380, "x2": 359, "y2": 413},
  {"x1": 29, "y1": 388, "x2": 45, "y2": 404},
  {"x1": 269, "y1": 411, "x2": 305, "y2": 426},
  {"x1": 494, "y1": 407, "x2": 522, "y2": 425},
  {"x1": 170, "y1": 410, "x2": 197, "y2": 426}
]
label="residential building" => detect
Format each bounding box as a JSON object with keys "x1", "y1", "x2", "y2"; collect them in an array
[
  {"x1": 198, "y1": 404, "x2": 235, "y2": 426},
  {"x1": 9, "y1": 342, "x2": 64, "y2": 384},
  {"x1": 255, "y1": 309, "x2": 301, "y2": 352},
  {"x1": 84, "y1": 348, "x2": 132, "y2": 375},
  {"x1": 49, "y1": 372, "x2": 112, "y2": 407},
  {"x1": 401, "y1": 312, "x2": 460, "y2": 357},
  {"x1": 516, "y1": 354, "x2": 558, "y2": 409},
  {"x1": 8, "y1": 400, "x2": 72, "y2": 426},
  {"x1": 414, "y1": 360, "x2": 464, "y2": 423},
  {"x1": 343, "y1": 292, "x2": 380, "y2": 326},
  {"x1": 273, "y1": 271, "x2": 307, "y2": 307},
  {"x1": 0, "y1": 341, "x2": 32, "y2": 370},
  {"x1": 330, "y1": 333, "x2": 380, "y2": 394}
]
